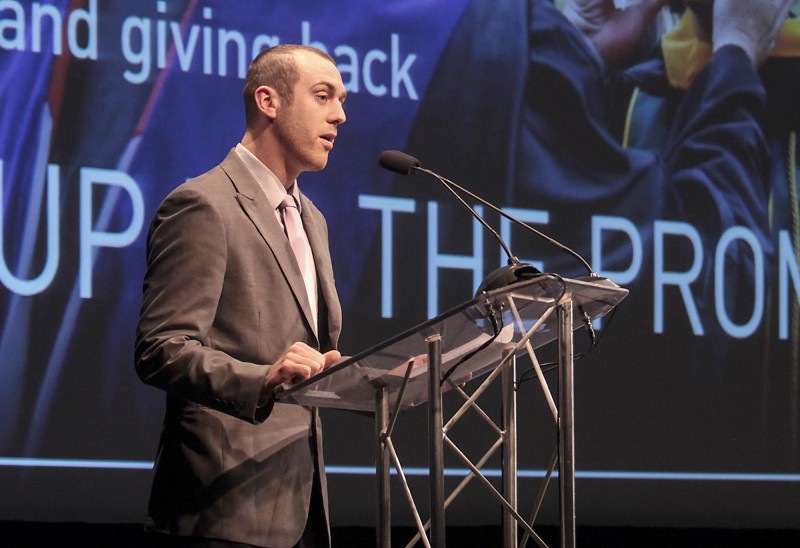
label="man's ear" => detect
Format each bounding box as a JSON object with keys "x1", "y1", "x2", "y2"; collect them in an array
[{"x1": 254, "y1": 85, "x2": 279, "y2": 121}]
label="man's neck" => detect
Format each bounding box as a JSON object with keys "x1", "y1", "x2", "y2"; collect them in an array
[{"x1": 240, "y1": 131, "x2": 295, "y2": 189}]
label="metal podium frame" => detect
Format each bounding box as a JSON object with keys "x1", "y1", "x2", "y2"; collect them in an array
[{"x1": 275, "y1": 274, "x2": 627, "y2": 547}]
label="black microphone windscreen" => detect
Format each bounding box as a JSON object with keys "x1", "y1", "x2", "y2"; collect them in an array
[{"x1": 379, "y1": 150, "x2": 421, "y2": 175}]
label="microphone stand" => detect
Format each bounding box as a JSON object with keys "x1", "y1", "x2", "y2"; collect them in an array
[
  {"x1": 412, "y1": 165, "x2": 597, "y2": 280},
  {"x1": 419, "y1": 169, "x2": 542, "y2": 294}
]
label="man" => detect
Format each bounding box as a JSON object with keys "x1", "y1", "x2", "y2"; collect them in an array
[{"x1": 135, "y1": 44, "x2": 347, "y2": 547}]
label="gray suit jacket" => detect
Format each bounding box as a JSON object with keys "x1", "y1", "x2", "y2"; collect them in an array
[{"x1": 135, "y1": 149, "x2": 342, "y2": 547}]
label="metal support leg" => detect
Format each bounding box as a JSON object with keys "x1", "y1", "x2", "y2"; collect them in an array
[
  {"x1": 501, "y1": 353, "x2": 518, "y2": 548},
  {"x1": 427, "y1": 334, "x2": 445, "y2": 547},
  {"x1": 558, "y1": 298, "x2": 576, "y2": 548},
  {"x1": 376, "y1": 387, "x2": 391, "y2": 548}
]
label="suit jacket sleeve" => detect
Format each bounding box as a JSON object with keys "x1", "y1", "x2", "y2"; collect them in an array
[{"x1": 135, "y1": 179, "x2": 273, "y2": 424}]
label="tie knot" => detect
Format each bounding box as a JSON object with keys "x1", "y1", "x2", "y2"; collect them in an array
[{"x1": 280, "y1": 194, "x2": 298, "y2": 211}]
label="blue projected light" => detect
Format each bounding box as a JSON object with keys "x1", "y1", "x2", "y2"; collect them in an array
[
  {"x1": 0, "y1": 457, "x2": 154, "y2": 470},
  {"x1": 2, "y1": 458, "x2": 799, "y2": 483}
]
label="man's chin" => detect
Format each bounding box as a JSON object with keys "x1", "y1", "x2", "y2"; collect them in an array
[
  {"x1": 297, "y1": 150, "x2": 329, "y2": 173},
  {"x1": 314, "y1": 150, "x2": 330, "y2": 171},
  {"x1": 315, "y1": 154, "x2": 329, "y2": 170},
  {"x1": 307, "y1": 157, "x2": 329, "y2": 172}
]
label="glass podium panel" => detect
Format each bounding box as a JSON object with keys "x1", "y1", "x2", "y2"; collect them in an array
[{"x1": 275, "y1": 274, "x2": 627, "y2": 412}]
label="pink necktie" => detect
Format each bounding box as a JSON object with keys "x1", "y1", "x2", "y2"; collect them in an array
[{"x1": 279, "y1": 195, "x2": 318, "y2": 330}]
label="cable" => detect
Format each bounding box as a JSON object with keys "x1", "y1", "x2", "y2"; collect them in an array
[
  {"x1": 515, "y1": 300, "x2": 619, "y2": 389},
  {"x1": 441, "y1": 310, "x2": 503, "y2": 383}
]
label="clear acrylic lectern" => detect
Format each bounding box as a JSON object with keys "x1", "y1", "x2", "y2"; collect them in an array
[{"x1": 275, "y1": 274, "x2": 627, "y2": 547}]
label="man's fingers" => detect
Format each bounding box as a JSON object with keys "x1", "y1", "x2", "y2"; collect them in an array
[
  {"x1": 277, "y1": 361, "x2": 319, "y2": 385},
  {"x1": 263, "y1": 343, "x2": 336, "y2": 393},
  {"x1": 275, "y1": 348, "x2": 341, "y2": 388},
  {"x1": 284, "y1": 343, "x2": 325, "y2": 366},
  {"x1": 323, "y1": 350, "x2": 342, "y2": 367}
]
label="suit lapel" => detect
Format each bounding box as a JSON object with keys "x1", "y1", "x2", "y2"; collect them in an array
[{"x1": 219, "y1": 150, "x2": 318, "y2": 339}]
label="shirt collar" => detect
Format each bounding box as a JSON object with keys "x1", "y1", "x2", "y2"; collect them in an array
[{"x1": 234, "y1": 143, "x2": 302, "y2": 213}]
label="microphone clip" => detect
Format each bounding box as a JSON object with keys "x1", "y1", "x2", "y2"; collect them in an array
[{"x1": 475, "y1": 261, "x2": 541, "y2": 296}]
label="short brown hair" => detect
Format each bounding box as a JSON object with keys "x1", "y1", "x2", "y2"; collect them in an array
[{"x1": 243, "y1": 45, "x2": 336, "y2": 128}]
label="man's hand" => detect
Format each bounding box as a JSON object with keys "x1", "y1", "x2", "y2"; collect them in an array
[
  {"x1": 260, "y1": 342, "x2": 341, "y2": 400},
  {"x1": 562, "y1": 0, "x2": 670, "y2": 66},
  {"x1": 712, "y1": 0, "x2": 794, "y2": 66}
]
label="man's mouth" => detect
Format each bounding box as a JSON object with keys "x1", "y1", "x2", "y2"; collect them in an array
[{"x1": 320, "y1": 133, "x2": 336, "y2": 150}]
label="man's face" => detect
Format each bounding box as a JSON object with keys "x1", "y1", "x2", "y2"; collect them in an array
[{"x1": 273, "y1": 51, "x2": 347, "y2": 177}]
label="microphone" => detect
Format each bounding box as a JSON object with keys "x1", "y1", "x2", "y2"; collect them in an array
[
  {"x1": 378, "y1": 150, "x2": 598, "y2": 292},
  {"x1": 378, "y1": 150, "x2": 420, "y2": 174}
]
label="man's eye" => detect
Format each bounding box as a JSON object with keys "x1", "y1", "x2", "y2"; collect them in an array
[{"x1": 316, "y1": 94, "x2": 329, "y2": 101}]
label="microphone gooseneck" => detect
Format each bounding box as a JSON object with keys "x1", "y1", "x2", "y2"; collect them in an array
[
  {"x1": 414, "y1": 167, "x2": 595, "y2": 278},
  {"x1": 378, "y1": 151, "x2": 521, "y2": 269},
  {"x1": 423, "y1": 169, "x2": 518, "y2": 267},
  {"x1": 377, "y1": 150, "x2": 596, "y2": 280},
  {"x1": 378, "y1": 150, "x2": 552, "y2": 294}
]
